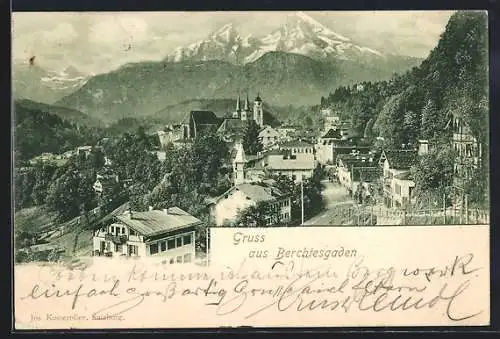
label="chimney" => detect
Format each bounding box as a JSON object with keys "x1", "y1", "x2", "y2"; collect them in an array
[
  {"x1": 418, "y1": 140, "x2": 429, "y2": 156},
  {"x1": 148, "y1": 206, "x2": 153, "y2": 211},
  {"x1": 163, "y1": 208, "x2": 169, "y2": 214}
]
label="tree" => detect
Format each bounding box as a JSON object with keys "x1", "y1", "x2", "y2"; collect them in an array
[
  {"x1": 242, "y1": 120, "x2": 263, "y2": 155},
  {"x1": 236, "y1": 201, "x2": 281, "y2": 227},
  {"x1": 420, "y1": 99, "x2": 440, "y2": 140}
]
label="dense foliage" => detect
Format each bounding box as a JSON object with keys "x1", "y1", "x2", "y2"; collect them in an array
[{"x1": 320, "y1": 11, "x2": 488, "y2": 205}]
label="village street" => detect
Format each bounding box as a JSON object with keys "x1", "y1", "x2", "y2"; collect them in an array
[{"x1": 302, "y1": 180, "x2": 355, "y2": 226}]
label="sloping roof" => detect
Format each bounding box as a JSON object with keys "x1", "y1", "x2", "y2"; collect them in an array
[
  {"x1": 190, "y1": 111, "x2": 220, "y2": 126},
  {"x1": 218, "y1": 118, "x2": 246, "y2": 136},
  {"x1": 116, "y1": 207, "x2": 202, "y2": 237},
  {"x1": 383, "y1": 150, "x2": 418, "y2": 170},
  {"x1": 211, "y1": 182, "x2": 286, "y2": 204},
  {"x1": 322, "y1": 128, "x2": 342, "y2": 139},
  {"x1": 266, "y1": 154, "x2": 316, "y2": 170},
  {"x1": 352, "y1": 167, "x2": 382, "y2": 182},
  {"x1": 337, "y1": 154, "x2": 375, "y2": 168},
  {"x1": 96, "y1": 201, "x2": 130, "y2": 226},
  {"x1": 394, "y1": 171, "x2": 414, "y2": 181},
  {"x1": 279, "y1": 140, "x2": 314, "y2": 148}
]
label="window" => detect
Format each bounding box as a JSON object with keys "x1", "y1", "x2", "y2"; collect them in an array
[
  {"x1": 129, "y1": 229, "x2": 137, "y2": 236},
  {"x1": 149, "y1": 243, "x2": 159, "y2": 255},
  {"x1": 114, "y1": 244, "x2": 122, "y2": 253},
  {"x1": 169, "y1": 258, "x2": 175, "y2": 264},
  {"x1": 160, "y1": 241, "x2": 167, "y2": 252},
  {"x1": 176, "y1": 237, "x2": 182, "y2": 247},
  {"x1": 176, "y1": 256, "x2": 182, "y2": 263},
  {"x1": 110, "y1": 226, "x2": 114, "y2": 233},
  {"x1": 183, "y1": 234, "x2": 192, "y2": 245},
  {"x1": 121, "y1": 227, "x2": 126, "y2": 234},
  {"x1": 127, "y1": 244, "x2": 138, "y2": 255},
  {"x1": 167, "y1": 239, "x2": 176, "y2": 249},
  {"x1": 184, "y1": 254, "x2": 192, "y2": 263}
]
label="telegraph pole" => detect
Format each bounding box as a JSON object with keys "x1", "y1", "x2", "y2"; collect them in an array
[{"x1": 301, "y1": 179, "x2": 304, "y2": 225}]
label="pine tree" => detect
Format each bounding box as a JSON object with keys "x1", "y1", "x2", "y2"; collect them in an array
[{"x1": 242, "y1": 120, "x2": 263, "y2": 155}]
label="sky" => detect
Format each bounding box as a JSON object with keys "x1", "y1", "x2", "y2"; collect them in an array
[{"x1": 12, "y1": 11, "x2": 455, "y2": 75}]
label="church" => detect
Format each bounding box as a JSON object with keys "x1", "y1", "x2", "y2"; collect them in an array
[
  {"x1": 231, "y1": 93, "x2": 264, "y2": 127},
  {"x1": 216, "y1": 93, "x2": 265, "y2": 143}
]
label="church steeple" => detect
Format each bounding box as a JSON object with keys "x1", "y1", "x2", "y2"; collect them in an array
[
  {"x1": 244, "y1": 93, "x2": 250, "y2": 111},
  {"x1": 233, "y1": 95, "x2": 241, "y2": 118}
]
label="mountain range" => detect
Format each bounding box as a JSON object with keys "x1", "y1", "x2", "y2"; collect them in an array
[
  {"x1": 13, "y1": 63, "x2": 91, "y2": 104},
  {"x1": 168, "y1": 12, "x2": 385, "y2": 65},
  {"x1": 15, "y1": 11, "x2": 424, "y2": 124}
]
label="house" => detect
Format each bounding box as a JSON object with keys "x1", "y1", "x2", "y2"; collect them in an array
[
  {"x1": 92, "y1": 206, "x2": 201, "y2": 263},
  {"x1": 336, "y1": 154, "x2": 377, "y2": 194},
  {"x1": 316, "y1": 128, "x2": 342, "y2": 164},
  {"x1": 258, "y1": 125, "x2": 281, "y2": 148},
  {"x1": 208, "y1": 182, "x2": 292, "y2": 226},
  {"x1": 183, "y1": 111, "x2": 221, "y2": 139},
  {"x1": 351, "y1": 167, "x2": 382, "y2": 203},
  {"x1": 264, "y1": 152, "x2": 316, "y2": 183},
  {"x1": 93, "y1": 169, "x2": 120, "y2": 198},
  {"x1": 158, "y1": 125, "x2": 184, "y2": 149},
  {"x1": 451, "y1": 116, "x2": 482, "y2": 204},
  {"x1": 77, "y1": 146, "x2": 93, "y2": 158},
  {"x1": 379, "y1": 150, "x2": 418, "y2": 208},
  {"x1": 278, "y1": 140, "x2": 315, "y2": 157}
]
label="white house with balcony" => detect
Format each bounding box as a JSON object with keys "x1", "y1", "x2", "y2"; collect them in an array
[{"x1": 92, "y1": 206, "x2": 201, "y2": 264}]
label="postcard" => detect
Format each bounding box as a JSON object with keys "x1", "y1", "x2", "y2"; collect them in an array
[{"x1": 12, "y1": 10, "x2": 490, "y2": 329}]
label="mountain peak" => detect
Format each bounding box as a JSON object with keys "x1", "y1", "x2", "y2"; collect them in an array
[{"x1": 169, "y1": 12, "x2": 384, "y2": 64}]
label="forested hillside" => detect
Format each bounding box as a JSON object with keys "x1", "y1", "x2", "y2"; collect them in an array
[
  {"x1": 14, "y1": 100, "x2": 104, "y2": 163},
  {"x1": 320, "y1": 11, "x2": 488, "y2": 205}
]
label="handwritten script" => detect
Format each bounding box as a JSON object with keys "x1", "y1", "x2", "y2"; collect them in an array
[{"x1": 17, "y1": 253, "x2": 484, "y2": 324}]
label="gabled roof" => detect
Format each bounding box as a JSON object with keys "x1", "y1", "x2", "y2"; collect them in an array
[
  {"x1": 190, "y1": 110, "x2": 221, "y2": 126},
  {"x1": 266, "y1": 154, "x2": 316, "y2": 170},
  {"x1": 322, "y1": 128, "x2": 342, "y2": 139},
  {"x1": 352, "y1": 167, "x2": 382, "y2": 182},
  {"x1": 210, "y1": 182, "x2": 286, "y2": 204},
  {"x1": 218, "y1": 118, "x2": 246, "y2": 136},
  {"x1": 116, "y1": 207, "x2": 202, "y2": 237},
  {"x1": 382, "y1": 150, "x2": 418, "y2": 170}
]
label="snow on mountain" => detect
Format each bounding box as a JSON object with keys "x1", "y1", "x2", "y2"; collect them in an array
[
  {"x1": 168, "y1": 12, "x2": 384, "y2": 64},
  {"x1": 13, "y1": 62, "x2": 91, "y2": 103}
]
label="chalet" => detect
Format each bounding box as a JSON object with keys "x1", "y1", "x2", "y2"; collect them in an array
[
  {"x1": 379, "y1": 150, "x2": 418, "y2": 208},
  {"x1": 336, "y1": 154, "x2": 377, "y2": 194},
  {"x1": 258, "y1": 125, "x2": 281, "y2": 148},
  {"x1": 264, "y1": 152, "x2": 316, "y2": 183},
  {"x1": 208, "y1": 182, "x2": 291, "y2": 226},
  {"x1": 93, "y1": 206, "x2": 201, "y2": 263}
]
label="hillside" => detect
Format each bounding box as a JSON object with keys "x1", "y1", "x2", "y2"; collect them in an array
[
  {"x1": 55, "y1": 51, "x2": 419, "y2": 124},
  {"x1": 14, "y1": 100, "x2": 103, "y2": 162},
  {"x1": 13, "y1": 63, "x2": 90, "y2": 104},
  {"x1": 15, "y1": 99, "x2": 100, "y2": 127},
  {"x1": 321, "y1": 11, "x2": 488, "y2": 204}
]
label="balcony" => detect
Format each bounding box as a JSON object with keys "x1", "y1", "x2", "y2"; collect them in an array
[{"x1": 105, "y1": 233, "x2": 128, "y2": 244}]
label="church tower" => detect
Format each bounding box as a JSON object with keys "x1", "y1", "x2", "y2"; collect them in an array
[
  {"x1": 233, "y1": 142, "x2": 246, "y2": 185},
  {"x1": 241, "y1": 94, "x2": 250, "y2": 121},
  {"x1": 253, "y1": 93, "x2": 264, "y2": 127},
  {"x1": 232, "y1": 96, "x2": 241, "y2": 118}
]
